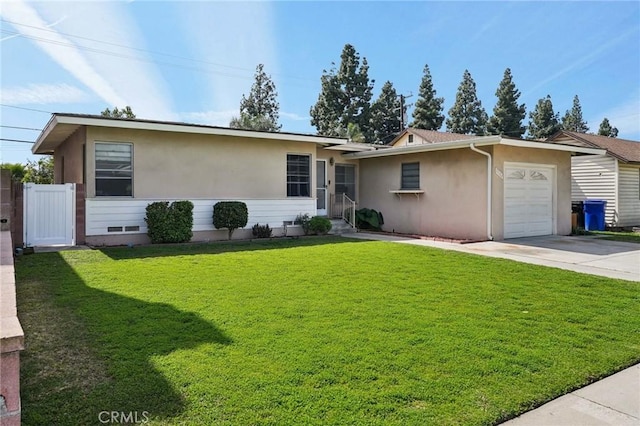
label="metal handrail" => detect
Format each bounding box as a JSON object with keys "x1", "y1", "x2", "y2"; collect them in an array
[{"x1": 342, "y1": 193, "x2": 356, "y2": 228}]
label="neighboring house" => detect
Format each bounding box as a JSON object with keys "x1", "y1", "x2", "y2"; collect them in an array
[
  {"x1": 547, "y1": 131, "x2": 640, "y2": 227},
  {"x1": 31, "y1": 115, "x2": 603, "y2": 246},
  {"x1": 388, "y1": 128, "x2": 477, "y2": 147}
]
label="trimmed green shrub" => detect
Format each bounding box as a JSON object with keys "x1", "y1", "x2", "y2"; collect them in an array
[
  {"x1": 295, "y1": 213, "x2": 311, "y2": 235},
  {"x1": 252, "y1": 223, "x2": 273, "y2": 239},
  {"x1": 355, "y1": 208, "x2": 384, "y2": 231},
  {"x1": 213, "y1": 201, "x2": 248, "y2": 240},
  {"x1": 145, "y1": 200, "x2": 194, "y2": 244},
  {"x1": 309, "y1": 216, "x2": 332, "y2": 235}
]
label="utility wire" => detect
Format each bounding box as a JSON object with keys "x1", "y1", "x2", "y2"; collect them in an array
[
  {"x1": 0, "y1": 125, "x2": 42, "y2": 131},
  {"x1": 0, "y1": 21, "x2": 318, "y2": 86},
  {"x1": 0, "y1": 104, "x2": 52, "y2": 114},
  {"x1": 0, "y1": 138, "x2": 35, "y2": 144}
]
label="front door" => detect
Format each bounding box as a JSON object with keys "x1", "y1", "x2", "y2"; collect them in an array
[{"x1": 316, "y1": 160, "x2": 327, "y2": 216}]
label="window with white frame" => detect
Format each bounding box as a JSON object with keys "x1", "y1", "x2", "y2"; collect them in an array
[
  {"x1": 287, "y1": 154, "x2": 310, "y2": 197},
  {"x1": 95, "y1": 142, "x2": 132, "y2": 196},
  {"x1": 401, "y1": 162, "x2": 420, "y2": 189}
]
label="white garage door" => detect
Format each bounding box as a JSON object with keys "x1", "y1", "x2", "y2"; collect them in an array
[{"x1": 504, "y1": 165, "x2": 554, "y2": 239}]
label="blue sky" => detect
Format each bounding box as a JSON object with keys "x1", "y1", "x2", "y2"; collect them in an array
[{"x1": 1, "y1": 1, "x2": 639, "y2": 164}]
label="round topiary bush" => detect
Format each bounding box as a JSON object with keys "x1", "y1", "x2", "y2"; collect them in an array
[{"x1": 309, "y1": 216, "x2": 332, "y2": 235}]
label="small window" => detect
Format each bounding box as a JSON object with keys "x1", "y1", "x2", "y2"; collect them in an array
[
  {"x1": 287, "y1": 154, "x2": 310, "y2": 197},
  {"x1": 336, "y1": 164, "x2": 356, "y2": 199},
  {"x1": 95, "y1": 143, "x2": 132, "y2": 196},
  {"x1": 408, "y1": 134, "x2": 414, "y2": 144},
  {"x1": 401, "y1": 162, "x2": 420, "y2": 189}
]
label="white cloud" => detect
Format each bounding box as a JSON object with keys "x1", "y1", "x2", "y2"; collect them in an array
[
  {"x1": 181, "y1": 110, "x2": 238, "y2": 127},
  {"x1": 1, "y1": 83, "x2": 90, "y2": 104},
  {"x1": 280, "y1": 111, "x2": 310, "y2": 121},
  {"x1": 525, "y1": 26, "x2": 638, "y2": 96},
  {"x1": 179, "y1": 2, "x2": 279, "y2": 115},
  {"x1": 0, "y1": 0, "x2": 128, "y2": 107},
  {"x1": 1, "y1": 0, "x2": 175, "y2": 120},
  {"x1": 591, "y1": 95, "x2": 640, "y2": 139}
]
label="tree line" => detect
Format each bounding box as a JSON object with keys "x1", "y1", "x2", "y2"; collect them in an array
[{"x1": 231, "y1": 44, "x2": 619, "y2": 141}]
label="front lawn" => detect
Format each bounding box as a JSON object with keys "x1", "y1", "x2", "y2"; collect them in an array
[
  {"x1": 16, "y1": 237, "x2": 640, "y2": 425},
  {"x1": 592, "y1": 230, "x2": 640, "y2": 244}
]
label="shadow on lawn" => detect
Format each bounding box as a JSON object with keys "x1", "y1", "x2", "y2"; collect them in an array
[
  {"x1": 18, "y1": 252, "x2": 232, "y2": 425},
  {"x1": 99, "y1": 235, "x2": 366, "y2": 260}
]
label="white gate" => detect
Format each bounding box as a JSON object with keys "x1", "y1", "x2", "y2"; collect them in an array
[{"x1": 23, "y1": 183, "x2": 76, "y2": 247}]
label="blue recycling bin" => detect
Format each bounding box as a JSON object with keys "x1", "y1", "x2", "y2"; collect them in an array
[{"x1": 583, "y1": 200, "x2": 607, "y2": 231}]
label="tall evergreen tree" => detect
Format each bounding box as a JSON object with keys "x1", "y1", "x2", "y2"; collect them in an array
[
  {"x1": 446, "y1": 70, "x2": 488, "y2": 135},
  {"x1": 310, "y1": 44, "x2": 374, "y2": 140},
  {"x1": 561, "y1": 95, "x2": 589, "y2": 133},
  {"x1": 487, "y1": 68, "x2": 526, "y2": 138},
  {"x1": 230, "y1": 64, "x2": 281, "y2": 132},
  {"x1": 527, "y1": 95, "x2": 561, "y2": 140},
  {"x1": 370, "y1": 81, "x2": 401, "y2": 143},
  {"x1": 598, "y1": 118, "x2": 619, "y2": 138},
  {"x1": 411, "y1": 64, "x2": 444, "y2": 130}
]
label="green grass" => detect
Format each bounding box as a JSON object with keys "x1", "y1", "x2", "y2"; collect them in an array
[{"x1": 16, "y1": 237, "x2": 640, "y2": 425}]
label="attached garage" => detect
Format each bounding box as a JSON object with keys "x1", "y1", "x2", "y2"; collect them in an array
[{"x1": 504, "y1": 163, "x2": 555, "y2": 239}]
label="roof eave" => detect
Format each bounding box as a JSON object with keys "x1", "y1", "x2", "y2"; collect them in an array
[
  {"x1": 344, "y1": 135, "x2": 501, "y2": 159},
  {"x1": 34, "y1": 114, "x2": 348, "y2": 153}
]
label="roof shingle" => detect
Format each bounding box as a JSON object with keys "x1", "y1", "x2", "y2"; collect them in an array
[{"x1": 547, "y1": 131, "x2": 640, "y2": 163}]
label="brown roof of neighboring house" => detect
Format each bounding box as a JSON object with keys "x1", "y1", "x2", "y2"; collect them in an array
[
  {"x1": 547, "y1": 130, "x2": 640, "y2": 163},
  {"x1": 388, "y1": 128, "x2": 477, "y2": 145}
]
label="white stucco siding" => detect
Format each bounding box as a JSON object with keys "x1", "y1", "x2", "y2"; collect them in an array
[
  {"x1": 571, "y1": 155, "x2": 617, "y2": 225},
  {"x1": 618, "y1": 164, "x2": 640, "y2": 226},
  {"x1": 85, "y1": 198, "x2": 316, "y2": 236}
]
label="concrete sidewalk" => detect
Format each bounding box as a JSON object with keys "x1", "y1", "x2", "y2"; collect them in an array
[{"x1": 502, "y1": 364, "x2": 639, "y2": 426}]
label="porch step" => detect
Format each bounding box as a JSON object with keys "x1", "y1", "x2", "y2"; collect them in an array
[{"x1": 328, "y1": 219, "x2": 357, "y2": 235}]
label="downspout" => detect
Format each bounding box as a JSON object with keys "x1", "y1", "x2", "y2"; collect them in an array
[{"x1": 470, "y1": 143, "x2": 494, "y2": 241}]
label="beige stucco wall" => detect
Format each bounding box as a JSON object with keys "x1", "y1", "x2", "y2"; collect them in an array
[
  {"x1": 491, "y1": 145, "x2": 572, "y2": 240},
  {"x1": 54, "y1": 127, "x2": 85, "y2": 184},
  {"x1": 359, "y1": 147, "x2": 489, "y2": 240},
  {"x1": 84, "y1": 127, "x2": 318, "y2": 199}
]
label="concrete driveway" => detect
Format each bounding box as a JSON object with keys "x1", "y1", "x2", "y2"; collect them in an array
[{"x1": 347, "y1": 233, "x2": 640, "y2": 282}]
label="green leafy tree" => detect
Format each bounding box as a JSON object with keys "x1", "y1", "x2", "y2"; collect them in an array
[
  {"x1": 487, "y1": 68, "x2": 526, "y2": 138},
  {"x1": 310, "y1": 44, "x2": 374, "y2": 140},
  {"x1": 446, "y1": 70, "x2": 488, "y2": 135},
  {"x1": 411, "y1": 64, "x2": 445, "y2": 130},
  {"x1": 341, "y1": 122, "x2": 365, "y2": 143},
  {"x1": 597, "y1": 118, "x2": 619, "y2": 138},
  {"x1": 527, "y1": 95, "x2": 561, "y2": 140},
  {"x1": 370, "y1": 81, "x2": 401, "y2": 143},
  {"x1": 561, "y1": 95, "x2": 589, "y2": 133},
  {"x1": 230, "y1": 64, "x2": 281, "y2": 132},
  {"x1": 0, "y1": 162, "x2": 26, "y2": 181},
  {"x1": 101, "y1": 106, "x2": 136, "y2": 118},
  {"x1": 23, "y1": 156, "x2": 54, "y2": 183}
]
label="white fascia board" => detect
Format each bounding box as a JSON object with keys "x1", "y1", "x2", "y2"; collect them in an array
[
  {"x1": 54, "y1": 115, "x2": 347, "y2": 145},
  {"x1": 32, "y1": 115, "x2": 60, "y2": 154},
  {"x1": 499, "y1": 138, "x2": 606, "y2": 155},
  {"x1": 343, "y1": 135, "x2": 501, "y2": 159}
]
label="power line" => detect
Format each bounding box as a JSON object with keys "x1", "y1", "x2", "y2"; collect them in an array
[
  {"x1": 0, "y1": 21, "x2": 317, "y2": 86},
  {"x1": 0, "y1": 104, "x2": 52, "y2": 114},
  {"x1": 0, "y1": 125, "x2": 42, "y2": 131},
  {"x1": 1, "y1": 19, "x2": 263, "y2": 75},
  {"x1": 0, "y1": 138, "x2": 35, "y2": 144}
]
